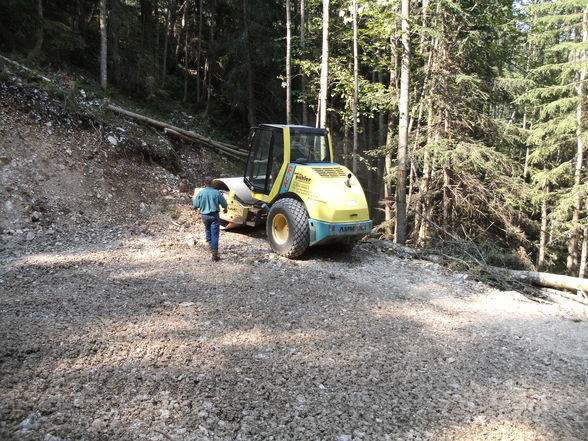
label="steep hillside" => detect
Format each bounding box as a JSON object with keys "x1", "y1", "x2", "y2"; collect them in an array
[{"x1": 0, "y1": 75, "x2": 225, "y2": 242}]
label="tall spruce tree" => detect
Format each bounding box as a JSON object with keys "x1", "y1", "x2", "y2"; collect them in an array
[{"x1": 526, "y1": 0, "x2": 588, "y2": 275}]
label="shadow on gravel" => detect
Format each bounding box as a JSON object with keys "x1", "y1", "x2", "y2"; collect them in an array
[
  {"x1": 222, "y1": 224, "x2": 267, "y2": 239},
  {"x1": 296, "y1": 244, "x2": 365, "y2": 263},
  {"x1": 1, "y1": 238, "x2": 587, "y2": 441}
]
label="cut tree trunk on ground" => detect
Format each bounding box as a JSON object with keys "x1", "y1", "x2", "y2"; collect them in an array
[
  {"x1": 106, "y1": 104, "x2": 248, "y2": 159},
  {"x1": 0, "y1": 55, "x2": 51, "y2": 82},
  {"x1": 164, "y1": 128, "x2": 245, "y2": 160},
  {"x1": 491, "y1": 267, "x2": 588, "y2": 295}
]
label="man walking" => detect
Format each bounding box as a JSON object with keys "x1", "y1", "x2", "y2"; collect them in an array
[{"x1": 193, "y1": 177, "x2": 228, "y2": 261}]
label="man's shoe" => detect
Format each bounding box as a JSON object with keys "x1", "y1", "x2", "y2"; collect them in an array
[{"x1": 211, "y1": 250, "x2": 220, "y2": 261}]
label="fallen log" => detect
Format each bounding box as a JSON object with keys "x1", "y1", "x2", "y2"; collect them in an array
[
  {"x1": 0, "y1": 55, "x2": 51, "y2": 82},
  {"x1": 490, "y1": 266, "x2": 588, "y2": 296},
  {"x1": 164, "y1": 128, "x2": 245, "y2": 160},
  {"x1": 106, "y1": 104, "x2": 249, "y2": 158}
]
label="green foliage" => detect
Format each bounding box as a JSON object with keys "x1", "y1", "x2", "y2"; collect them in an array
[{"x1": 521, "y1": 0, "x2": 588, "y2": 271}]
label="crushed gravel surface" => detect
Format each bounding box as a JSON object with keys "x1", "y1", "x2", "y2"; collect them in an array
[{"x1": 1, "y1": 79, "x2": 587, "y2": 441}]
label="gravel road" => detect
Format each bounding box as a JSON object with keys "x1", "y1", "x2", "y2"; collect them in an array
[{"x1": 1, "y1": 216, "x2": 587, "y2": 441}]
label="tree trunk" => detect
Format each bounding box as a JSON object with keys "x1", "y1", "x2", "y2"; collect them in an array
[
  {"x1": 366, "y1": 111, "x2": 375, "y2": 212},
  {"x1": 377, "y1": 72, "x2": 386, "y2": 224},
  {"x1": 100, "y1": 0, "x2": 108, "y2": 90},
  {"x1": 522, "y1": 110, "x2": 530, "y2": 181},
  {"x1": 365, "y1": 116, "x2": 375, "y2": 213},
  {"x1": 110, "y1": 0, "x2": 123, "y2": 86},
  {"x1": 407, "y1": 161, "x2": 416, "y2": 213},
  {"x1": 537, "y1": 181, "x2": 549, "y2": 271},
  {"x1": 418, "y1": 102, "x2": 435, "y2": 245},
  {"x1": 195, "y1": 0, "x2": 203, "y2": 102},
  {"x1": 140, "y1": 0, "x2": 155, "y2": 52},
  {"x1": 81, "y1": 2, "x2": 98, "y2": 40},
  {"x1": 300, "y1": 0, "x2": 308, "y2": 125},
  {"x1": 182, "y1": 2, "x2": 189, "y2": 102},
  {"x1": 343, "y1": 123, "x2": 350, "y2": 168},
  {"x1": 567, "y1": 4, "x2": 588, "y2": 274},
  {"x1": 352, "y1": 0, "x2": 359, "y2": 174},
  {"x1": 318, "y1": 0, "x2": 329, "y2": 128},
  {"x1": 496, "y1": 267, "x2": 588, "y2": 294},
  {"x1": 413, "y1": 7, "x2": 435, "y2": 242},
  {"x1": 417, "y1": 0, "x2": 442, "y2": 244},
  {"x1": 30, "y1": 0, "x2": 44, "y2": 60},
  {"x1": 384, "y1": 30, "x2": 399, "y2": 238},
  {"x1": 579, "y1": 223, "x2": 588, "y2": 279},
  {"x1": 442, "y1": 166, "x2": 451, "y2": 229},
  {"x1": 441, "y1": 106, "x2": 452, "y2": 229},
  {"x1": 286, "y1": 0, "x2": 292, "y2": 124},
  {"x1": 205, "y1": 10, "x2": 214, "y2": 113},
  {"x1": 154, "y1": 3, "x2": 160, "y2": 80},
  {"x1": 139, "y1": 0, "x2": 156, "y2": 90},
  {"x1": 161, "y1": 3, "x2": 172, "y2": 86},
  {"x1": 395, "y1": 0, "x2": 411, "y2": 245},
  {"x1": 175, "y1": 2, "x2": 183, "y2": 57},
  {"x1": 378, "y1": 72, "x2": 386, "y2": 149},
  {"x1": 243, "y1": 0, "x2": 256, "y2": 126},
  {"x1": 384, "y1": 118, "x2": 395, "y2": 238}
]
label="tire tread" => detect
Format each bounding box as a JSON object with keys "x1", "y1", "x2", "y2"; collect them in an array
[{"x1": 267, "y1": 198, "x2": 309, "y2": 258}]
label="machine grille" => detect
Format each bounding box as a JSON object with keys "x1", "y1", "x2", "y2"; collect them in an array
[{"x1": 312, "y1": 166, "x2": 348, "y2": 178}]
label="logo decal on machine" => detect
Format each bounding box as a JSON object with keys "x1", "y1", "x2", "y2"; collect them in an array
[
  {"x1": 294, "y1": 173, "x2": 311, "y2": 183},
  {"x1": 337, "y1": 224, "x2": 370, "y2": 233},
  {"x1": 281, "y1": 164, "x2": 296, "y2": 193}
]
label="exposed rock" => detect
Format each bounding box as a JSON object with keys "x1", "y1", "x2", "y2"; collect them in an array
[
  {"x1": 179, "y1": 182, "x2": 189, "y2": 193},
  {"x1": 18, "y1": 412, "x2": 40, "y2": 429}
]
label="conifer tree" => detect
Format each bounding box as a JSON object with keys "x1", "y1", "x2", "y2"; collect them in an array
[{"x1": 526, "y1": 0, "x2": 588, "y2": 274}]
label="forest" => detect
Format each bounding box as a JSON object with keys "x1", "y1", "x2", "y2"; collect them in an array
[{"x1": 1, "y1": 0, "x2": 587, "y2": 278}]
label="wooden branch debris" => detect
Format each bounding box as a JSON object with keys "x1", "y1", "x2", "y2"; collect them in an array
[
  {"x1": 106, "y1": 104, "x2": 249, "y2": 159},
  {"x1": 542, "y1": 288, "x2": 588, "y2": 307},
  {"x1": 417, "y1": 211, "x2": 588, "y2": 299},
  {"x1": 367, "y1": 238, "x2": 588, "y2": 307}
]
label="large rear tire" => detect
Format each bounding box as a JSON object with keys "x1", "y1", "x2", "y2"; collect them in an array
[{"x1": 266, "y1": 198, "x2": 310, "y2": 258}]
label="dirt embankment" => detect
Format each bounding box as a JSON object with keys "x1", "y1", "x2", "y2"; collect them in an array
[{"x1": 1, "y1": 78, "x2": 587, "y2": 441}]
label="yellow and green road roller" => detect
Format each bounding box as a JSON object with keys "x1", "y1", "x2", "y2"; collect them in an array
[{"x1": 211, "y1": 124, "x2": 372, "y2": 257}]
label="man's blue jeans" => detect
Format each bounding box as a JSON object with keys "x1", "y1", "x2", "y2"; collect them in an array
[{"x1": 201, "y1": 212, "x2": 220, "y2": 251}]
